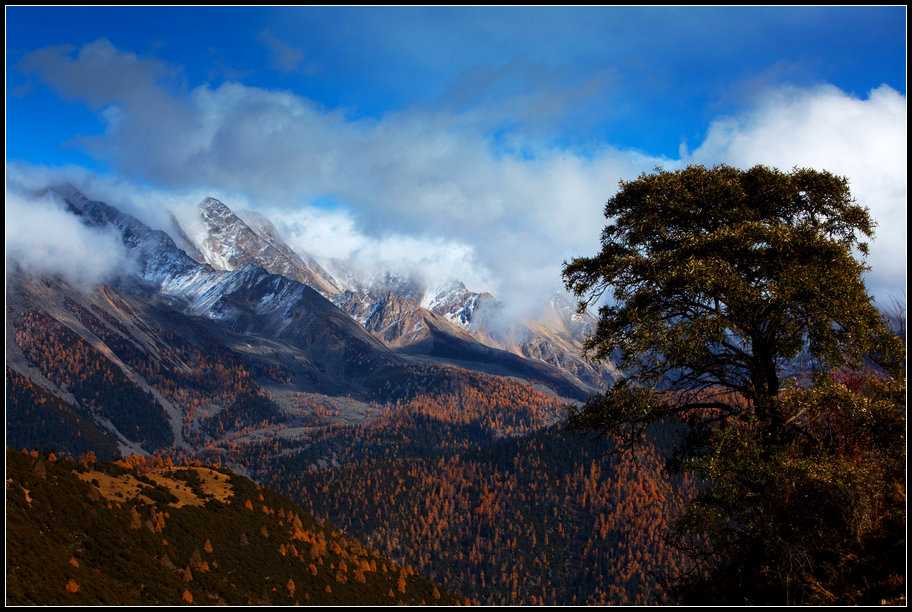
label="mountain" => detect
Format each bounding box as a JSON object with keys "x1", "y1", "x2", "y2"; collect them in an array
[
  {"x1": 323, "y1": 266, "x2": 618, "y2": 394},
  {"x1": 6, "y1": 448, "x2": 466, "y2": 605},
  {"x1": 6, "y1": 186, "x2": 601, "y2": 458},
  {"x1": 6, "y1": 186, "x2": 689, "y2": 607},
  {"x1": 169, "y1": 193, "x2": 614, "y2": 397},
  {"x1": 50, "y1": 186, "x2": 402, "y2": 381},
  {"x1": 186, "y1": 197, "x2": 342, "y2": 297}
]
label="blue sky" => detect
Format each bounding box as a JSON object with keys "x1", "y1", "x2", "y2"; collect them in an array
[{"x1": 5, "y1": 6, "x2": 907, "y2": 312}]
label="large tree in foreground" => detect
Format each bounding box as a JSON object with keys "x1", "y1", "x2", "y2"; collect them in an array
[{"x1": 563, "y1": 164, "x2": 905, "y2": 604}]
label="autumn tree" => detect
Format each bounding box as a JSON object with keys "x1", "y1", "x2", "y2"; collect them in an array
[{"x1": 563, "y1": 164, "x2": 905, "y2": 604}]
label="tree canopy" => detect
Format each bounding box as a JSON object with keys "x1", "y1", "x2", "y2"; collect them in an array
[
  {"x1": 563, "y1": 164, "x2": 900, "y2": 446},
  {"x1": 563, "y1": 164, "x2": 905, "y2": 604}
]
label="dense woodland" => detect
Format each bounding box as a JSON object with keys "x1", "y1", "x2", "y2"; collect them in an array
[
  {"x1": 7, "y1": 275, "x2": 904, "y2": 605},
  {"x1": 14, "y1": 310, "x2": 173, "y2": 449},
  {"x1": 6, "y1": 448, "x2": 466, "y2": 606},
  {"x1": 187, "y1": 373, "x2": 699, "y2": 605},
  {"x1": 6, "y1": 367, "x2": 121, "y2": 461},
  {"x1": 269, "y1": 423, "x2": 695, "y2": 605}
]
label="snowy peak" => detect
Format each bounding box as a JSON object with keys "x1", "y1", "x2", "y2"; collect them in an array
[
  {"x1": 197, "y1": 196, "x2": 261, "y2": 270},
  {"x1": 421, "y1": 280, "x2": 494, "y2": 328},
  {"x1": 44, "y1": 186, "x2": 615, "y2": 395},
  {"x1": 183, "y1": 197, "x2": 341, "y2": 296},
  {"x1": 200, "y1": 195, "x2": 232, "y2": 220}
]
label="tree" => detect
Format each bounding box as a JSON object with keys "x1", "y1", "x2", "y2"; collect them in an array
[
  {"x1": 563, "y1": 164, "x2": 905, "y2": 604},
  {"x1": 668, "y1": 368, "x2": 905, "y2": 605}
]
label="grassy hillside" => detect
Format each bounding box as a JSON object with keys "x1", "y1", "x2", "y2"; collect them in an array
[{"x1": 5, "y1": 448, "x2": 466, "y2": 606}]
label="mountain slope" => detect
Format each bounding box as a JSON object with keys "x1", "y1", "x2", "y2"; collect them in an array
[
  {"x1": 6, "y1": 186, "x2": 588, "y2": 458},
  {"x1": 44, "y1": 186, "x2": 404, "y2": 381},
  {"x1": 6, "y1": 448, "x2": 466, "y2": 606},
  {"x1": 173, "y1": 194, "x2": 617, "y2": 394}
]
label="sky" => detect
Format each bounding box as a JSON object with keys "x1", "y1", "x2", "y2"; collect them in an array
[{"x1": 5, "y1": 6, "x2": 907, "y2": 316}]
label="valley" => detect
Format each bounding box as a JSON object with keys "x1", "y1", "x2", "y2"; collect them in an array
[{"x1": 6, "y1": 186, "x2": 683, "y2": 605}]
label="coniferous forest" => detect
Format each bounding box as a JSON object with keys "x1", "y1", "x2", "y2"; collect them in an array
[
  {"x1": 6, "y1": 284, "x2": 905, "y2": 605},
  {"x1": 6, "y1": 448, "x2": 466, "y2": 606}
]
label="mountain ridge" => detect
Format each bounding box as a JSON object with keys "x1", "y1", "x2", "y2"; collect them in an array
[
  {"x1": 7, "y1": 185, "x2": 605, "y2": 459},
  {"x1": 171, "y1": 191, "x2": 618, "y2": 394}
]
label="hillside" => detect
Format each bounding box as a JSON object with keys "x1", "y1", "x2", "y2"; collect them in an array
[
  {"x1": 197, "y1": 378, "x2": 697, "y2": 605},
  {"x1": 5, "y1": 448, "x2": 467, "y2": 606},
  {"x1": 5, "y1": 185, "x2": 692, "y2": 606}
]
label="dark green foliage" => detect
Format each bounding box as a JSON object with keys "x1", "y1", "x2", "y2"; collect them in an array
[
  {"x1": 167, "y1": 468, "x2": 206, "y2": 498},
  {"x1": 14, "y1": 310, "x2": 173, "y2": 450},
  {"x1": 140, "y1": 484, "x2": 180, "y2": 505},
  {"x1": 6, "y1": 368, "x2": 121, "y2": 461},
  {"x1": 669, "y1": 371, "x2": 905, "y2": 604},
  {"x1": 5, "y1": 448, "x2": 464, "y2": 606},
  {"x1": 199, "y1": 392, "x2": 281, "y2": 438},
  {"x1": 562, "y1": 164, "x2": 906, "y2": 604},
  {"x1": 564, "y1": 164, "x2": 900, "y2": 435}
]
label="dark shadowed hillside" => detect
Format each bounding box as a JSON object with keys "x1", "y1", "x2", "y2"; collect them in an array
[{"x1": 5, "y1": 448, "x2": 467, "y2": 606}]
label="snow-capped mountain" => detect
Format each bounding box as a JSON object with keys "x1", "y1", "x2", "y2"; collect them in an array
[
  {"x1": 177, "y1": 196, "x2": 342, "y2": 297},
  {"x1": 44, "y1": 186, "x2": 402, "y2": 383},
  {"x1": 7, "y1": 185, "x2": 618, "y2": 460},
  {"x1": 177, "y1": 194, "x2": 618, "y2": 392},
  {"x1": 24, "y1": 186, "x2": 614, "y2": 403}
]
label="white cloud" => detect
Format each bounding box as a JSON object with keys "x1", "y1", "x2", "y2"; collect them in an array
[
  {"x1": 689, "y1": 84, "x2": 907, "y2": 303},
  {"x1": 5, "y1": 186, "x2": 136, "y2": 289},
  {"x1": 12, "y1": 39, "x2": 906, "y2": 316},
  {"x1": 15, "y1": 40, "x2": 672, "y2": 317}
]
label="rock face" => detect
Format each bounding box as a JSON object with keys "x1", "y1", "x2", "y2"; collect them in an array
[{"x1": 189, "y1": 197, "x2": 342, "y2": 297}]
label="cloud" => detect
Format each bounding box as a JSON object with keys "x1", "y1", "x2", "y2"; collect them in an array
[
  {"x1": 17, "y1": 39, "x2": 179, "y2": 110},
  {"x1": 11, "y1": 39, "x2": 906, "y2": 317},
  {"x1": 688, "y1": 84, "x2": 907, "y2": 303},
  {"x1": 435, "y1": 57, "x2": 617, "y2": 132},
  {"x1": 5, "y1": 184, "x2": 136, "y2": 290},
  {"x1": 13, "y1": 40, "x2": 671, "y2": 316}
]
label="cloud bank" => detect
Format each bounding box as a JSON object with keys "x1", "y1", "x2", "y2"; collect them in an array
[
  {"x1": 12, "y1": 39, "x2": 907, "y2": 311},
  {"x1": 5, "y1": 186, "x2": 135, "y2": 289}
]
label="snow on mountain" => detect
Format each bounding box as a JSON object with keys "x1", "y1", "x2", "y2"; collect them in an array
[
  {"x1": 421, "y1": 280, "x2": 494, "y2": 328},
  {"x1": 48, "y1": 185, "x2": 615, "y2": 393},
  {"x1": 328, "y1": 269, "x2": 616, "y2": 391},
  {"x1": 178, "y1": 196, "x2": 342, "y2": 297},
  {"x1": 46, "y1": 186, "x2": 399, "y2": 375},
  {"x1": 170, "y1": 193, "x2": 616, "y2": 391},
  {"x1": 48, "y1": 185, "x2": 212, "y2": 291}
]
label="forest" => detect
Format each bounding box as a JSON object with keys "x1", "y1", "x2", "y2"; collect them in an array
[
  {"x1": 6, "y1": 167, "x2": 905, "y2": 606},
  {"x1": 6, "y1": 447, "x2": 466, "y2": 606},
  {"x1": 188, "y1": 371, "x2": 699, "y2": 605}
]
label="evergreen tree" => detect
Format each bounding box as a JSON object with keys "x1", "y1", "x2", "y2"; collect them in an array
[{"x1": 563, "y1": 164, "x2": 905, "y2": 604}]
